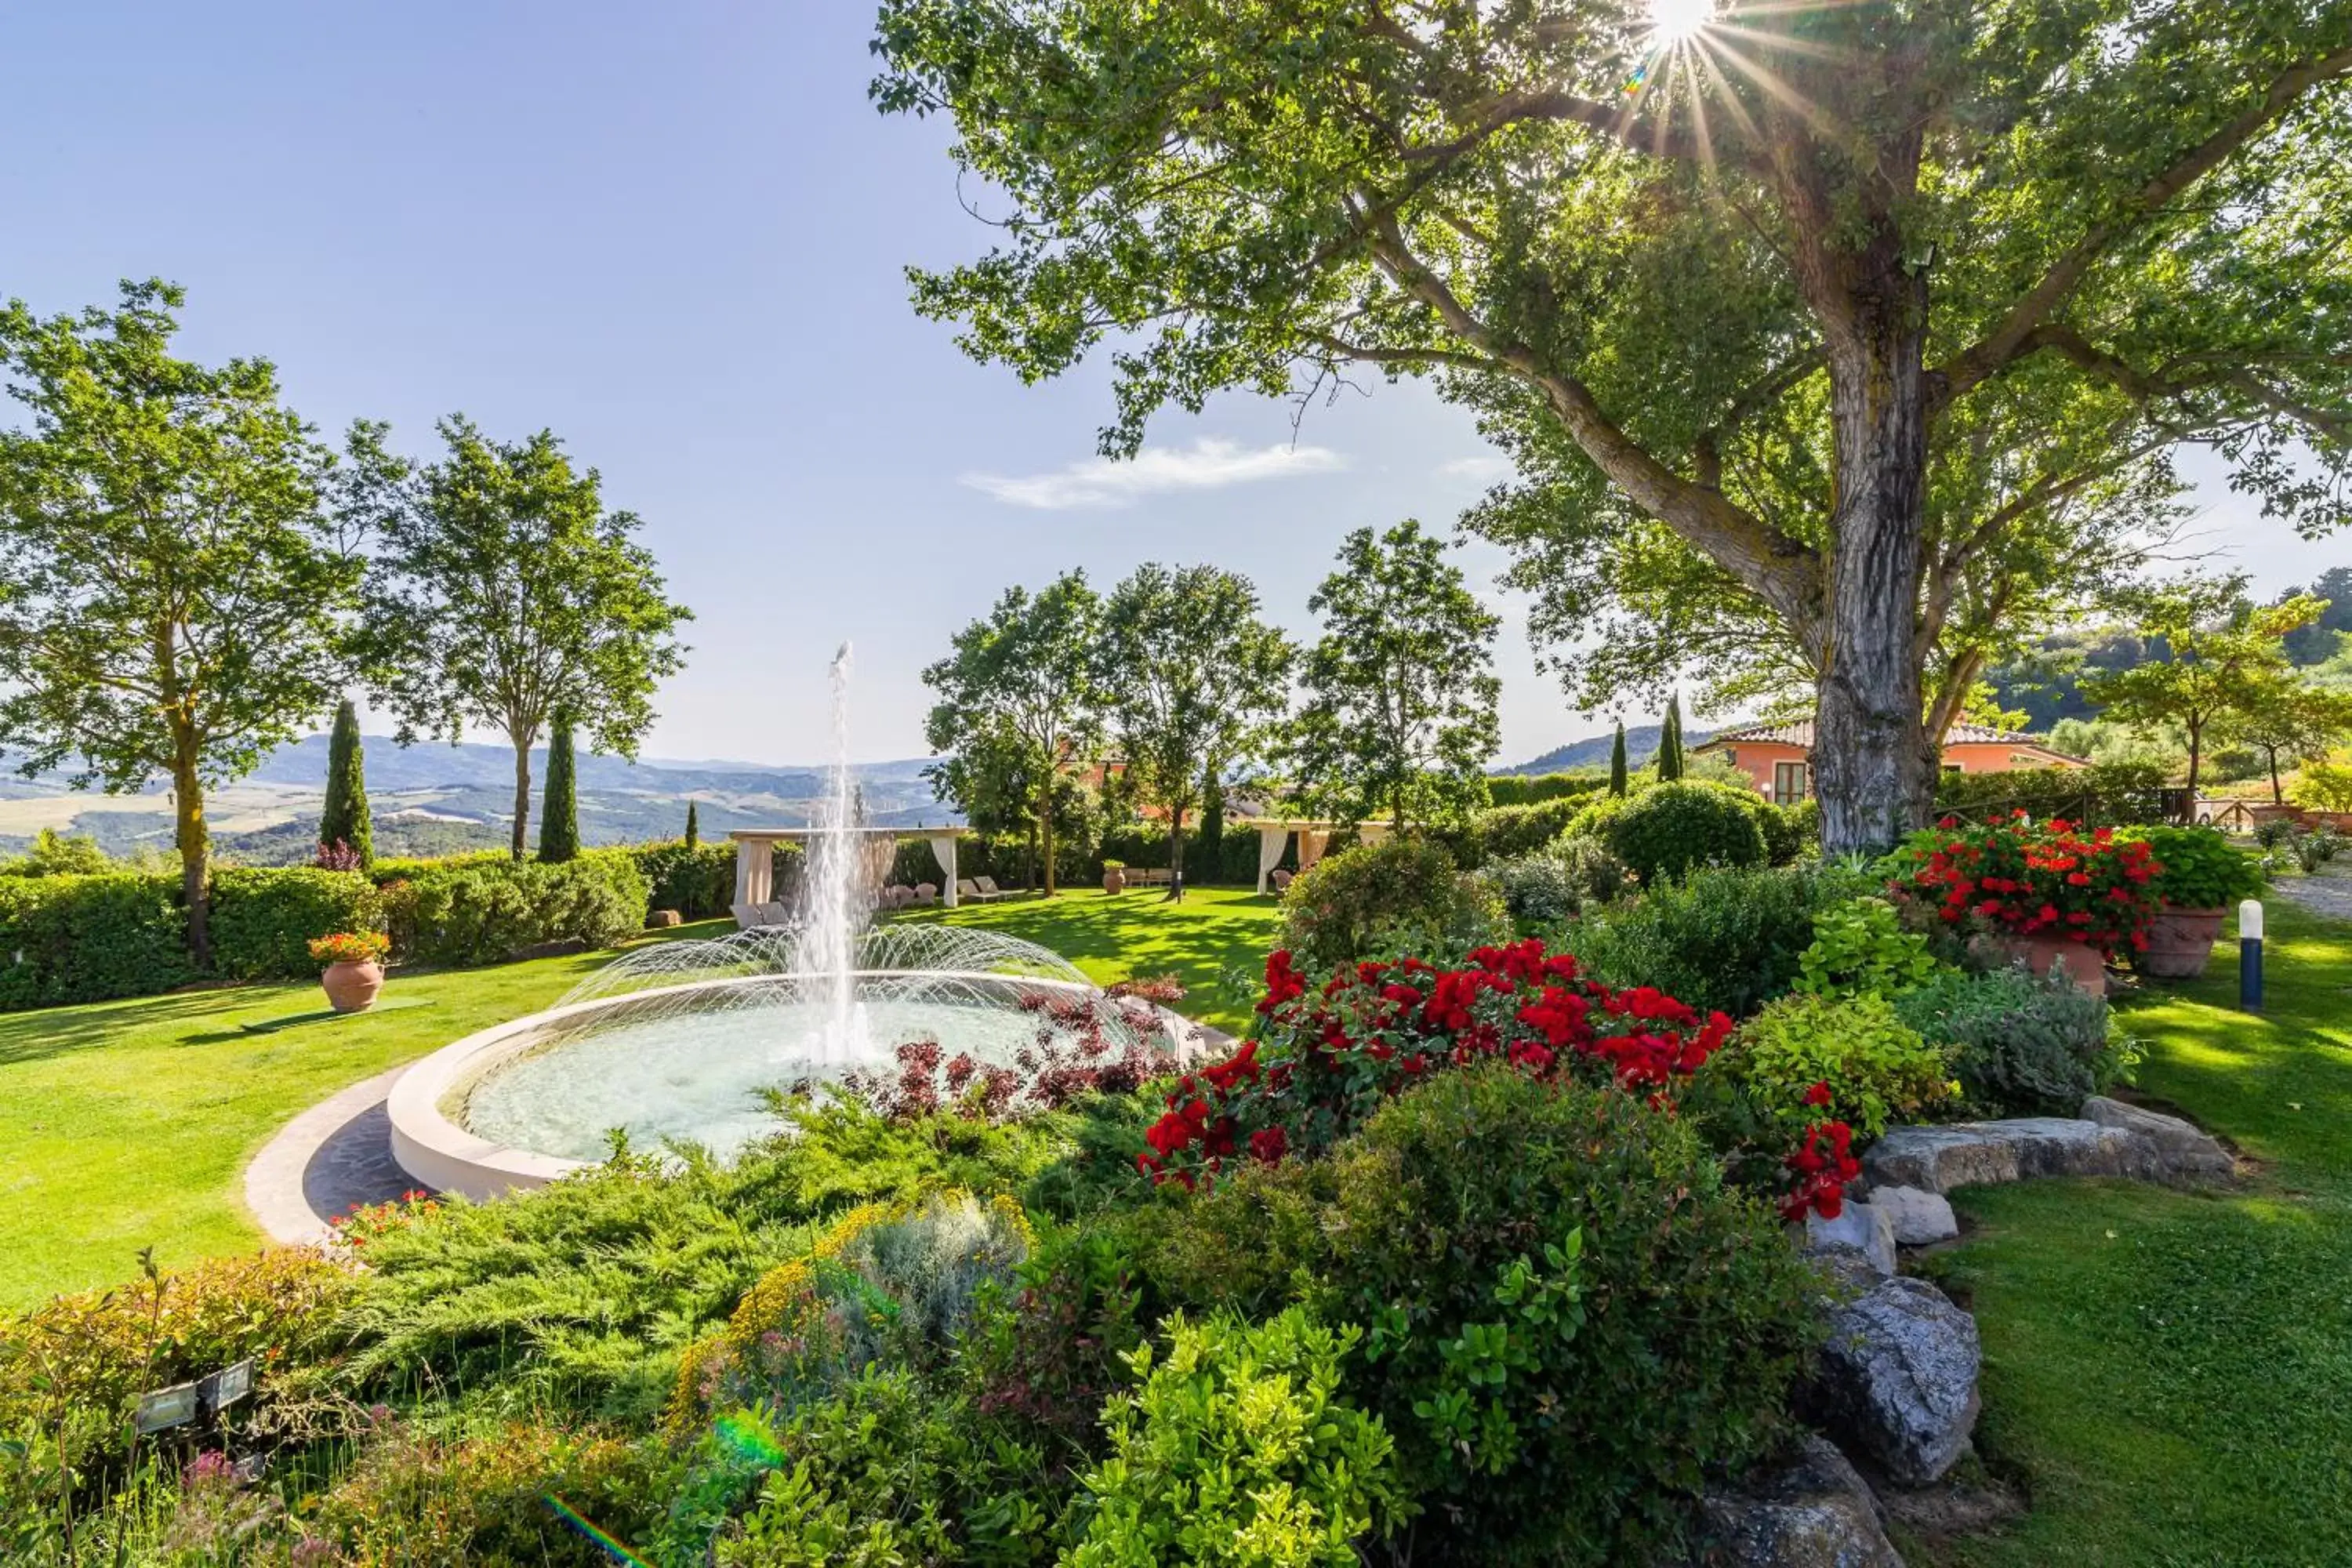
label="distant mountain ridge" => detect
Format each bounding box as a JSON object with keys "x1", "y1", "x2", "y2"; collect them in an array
[
  {"x1": 0, "y1": 734, "x2": 956, "y2": 863},
  {"x1": 1496, "y1": 723, "x2": 1715, "y2": 776}
]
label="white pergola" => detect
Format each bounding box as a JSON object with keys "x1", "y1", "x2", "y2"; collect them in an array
[
  {"x1": 729, "y1": 826, "x2": 976, "y2": 908},
  {"x1": 1236, "y1": 817, "x2": 1392, "y2": 895}
]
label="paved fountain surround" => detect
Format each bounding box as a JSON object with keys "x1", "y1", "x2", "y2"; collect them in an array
[{"x1": 386, "y1": 969, "x2": 1223, "y2": 1202}]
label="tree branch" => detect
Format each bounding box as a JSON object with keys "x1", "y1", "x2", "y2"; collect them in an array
[{"x1": 1933, "y1": 45, "x2": 2352, "y2": 406}]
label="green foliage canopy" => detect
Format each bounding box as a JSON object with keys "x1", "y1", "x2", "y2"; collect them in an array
[
  {"x1": 0, "y1": 280, "x2": 363, "y2": 962},
  {"x1": 1290, "y1": 521, "x2": 1500, "y2": 830},
  {"x1": 873, "y1": 0, "x2": 2352, "y2": 851},
  {"x1": 1097, "y1": 564, "x2": 1292, "y2": 895},
  {"x1": 354, "y1": 416, "x2": 690, "y2": 860}
]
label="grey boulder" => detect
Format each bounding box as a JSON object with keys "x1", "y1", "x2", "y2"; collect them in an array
[
  {"x1": 1807, "y1": 1276, "x2": 1980, "y2": 1487},
  {"x1": 1805, "y1": 1199, "x2": 1896, "y2": 1276},
  {"x1": 1870, "y1": 1185, "x2": 1958, "y2": 1247},
  {"x1": 1694, "y1": 1435, "x2": 1906, "y2": 1567},
  {"x1": 1860, "y1": 1118, "x2": 2162, "y2": 1194},
  {"x1": 2079, "y1": 1096, "x2": 2233, "y2": 1178}
]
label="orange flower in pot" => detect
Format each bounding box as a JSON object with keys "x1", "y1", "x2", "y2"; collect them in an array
[{"x1": 310, "y1": 930, "x2": 390, "y2": 1014}]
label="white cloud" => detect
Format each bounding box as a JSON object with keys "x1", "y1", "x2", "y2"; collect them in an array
[
  {"x1": 960, "y1": 437, "x2": 1348, "y2": 510},
  {"x1": 1439, "y1": 454, "x2": 1515, "y2": 483}
]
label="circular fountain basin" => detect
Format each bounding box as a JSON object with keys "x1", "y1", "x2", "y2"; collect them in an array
[{"x1": 388, "y1": 967, "x2": 1193, "y2": 1200}]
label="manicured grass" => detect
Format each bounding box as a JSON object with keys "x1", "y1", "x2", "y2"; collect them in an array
[
  {"x1": 0, "y1": 890, "x2": 1281, "y2": 1310},
  {"x1": 1911, "y1": 901, "x2": 2352, "y2": 1566},
  {"x1": 890, "y1": 883, "x2": 1283, "y2": 1036}
]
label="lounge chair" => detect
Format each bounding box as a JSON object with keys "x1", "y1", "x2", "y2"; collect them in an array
[
  {"x1": 757, "y1": 900, "x2": 793, "y2": 925},
  {"x1": 731, "y1": 902, "x2": 764, "y2": 929},
  {"x1": 1269, "y1": 868, "x2": 1294, "y2": 895},
  {"x1": 972, "y1": 876, "x2": 1016, "y2": 902}
]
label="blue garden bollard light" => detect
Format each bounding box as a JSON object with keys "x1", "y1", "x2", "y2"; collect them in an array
[{"x1": 2239, "y1": 898, "x2": 2264, "y2": 1014}]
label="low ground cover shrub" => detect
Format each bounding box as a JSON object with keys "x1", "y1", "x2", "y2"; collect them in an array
[
  {"x1": 1473, "y1": 851, "x2": 1584, "y2": 927},
  {"x1": 1793, "y1": 894, "x2": 1942, "y2": 998},
  {"x1": 1566, "y1": 862, "x2": 1852, "y2": 1018},
  {"x1": 380, "y1": 849, "x2": 650, "y2": 967},
  {"x1": 1065, "y1": 1308, "x2": 1403, "y2": 1568},
  {"x1": 209, "y1": 866, "x2": 384, "y2": 979},
  {"x1": 1726, "y1": 991, "x2": 1955, "y2": 1138},
  {"x1": 1894, "y1": 965, "x2": 2129, "y2": 1115},
  {"x1": 1141, "y1": 1068, "x2": 1815, "y2": 1566},
  {"x1": 0, "y1": 872, "x2": 191, "y2": 1010},
  {"x1": 2124, "y1": 824, "x2": 2262, "y2": 912},
  {"x1": 1566, "y1": 781, "x2": 1769, "y2": 884},
  {"x1": 1887, "y1": 813, "x2": 2162, "y2": 956},
  {"x1": 1277, "y1": 837, "x2": 1502, "y2": 971}
]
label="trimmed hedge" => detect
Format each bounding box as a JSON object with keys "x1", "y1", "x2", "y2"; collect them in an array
[
  {"x1": 1483, "y1": 771, "x2": 1609, "y2": 808},
  {"x1": 0, "y1": 873, "x2": 192, "y2": 1011},
  {"x1": 381, "y1": 851, "x2": 651, "y2": 967},
  {"x1": 210, "y1": 868, "x2": 386, "y2": 980},
  {"x1": 1472, "y1": 797, "x2": 1601, "y2": 863},
  {"x1": 626, "y1": 840, "x2": 800, "y2": 920}
]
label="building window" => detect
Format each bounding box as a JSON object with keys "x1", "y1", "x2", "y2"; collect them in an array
[{"x1": 1772, "y1": 761, "x2": 1809, "y2": 805}]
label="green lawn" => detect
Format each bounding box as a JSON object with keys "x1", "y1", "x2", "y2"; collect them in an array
[
  {"x1": 0, "y1": 887, "x2": 1281, "y2": 1310},
  {"x1": 1911, "y1": 901, "x2": 2352, "y2": 1567},
  {"x1": 892, "y1": 884, "x2": 1282, "y2": 1036}
]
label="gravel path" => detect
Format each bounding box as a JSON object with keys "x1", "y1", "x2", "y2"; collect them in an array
[{"x1": 2267, "y1": 870, "x2": 2352, "y2": 924}]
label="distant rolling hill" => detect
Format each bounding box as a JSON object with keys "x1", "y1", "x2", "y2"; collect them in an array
[
  {"x1": 0, "y1": 735, "x2": 956, "y2": 864},
  {"x1": 1496, "y1": 723, "x2": 1715, "y2": 776}
]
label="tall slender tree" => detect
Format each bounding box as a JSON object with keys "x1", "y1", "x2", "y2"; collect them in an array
[
  {"x1": 922, "y1": 573, "x2": 1102, "y2": 896},
  {"x1": 684, "y1": 799, "x2": 701, "y2": 849},
  {"x1": 1097, "y1": 564, "x2": 1293, "y2": 899},
  {"x1": 318, "y1": 698, "x2": 374, "y2": 867},
  {"x1": 538, "y1": 715, "x2": 580, "y2": 862},
  {"x1": 353, "y1": 417, "x2": 691, "y2": 860},
  {"x1": 874, "y1": 1, "x2": 2352, "y2": 851},
  {"x1": 0, "y1": 281, "x2": 362, "y2": 964},
  {"x1": 1608, "y1": 720, "x2": 1630, "y2": 797},
  {"x1": 1291, "y1": 521, "x2": 1501, "y2": 830},
  {"x1": 1656, "y1": 695, "x2": 1686, "y2": 782}
]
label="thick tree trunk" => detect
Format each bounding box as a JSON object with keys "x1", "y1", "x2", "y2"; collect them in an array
[
  {"x1": 171, "y1": 728, "x2": 211, "y2": 969},
  {"x1": 1806, "y1": 269, "x2": 1938, "y2": 853},
  {"x1": 510, "y1": 739, "x2": 533, "y2": 861},
  {"x1": 2270, "y1": 748, "x2": 2285, "y2": 805},
  {"x1": 1167, "y1": 805, "x2": 1186, "y2": 902},
  {"x1": 1040, "y1": 802, "x2": 1056, "y2": 898}
]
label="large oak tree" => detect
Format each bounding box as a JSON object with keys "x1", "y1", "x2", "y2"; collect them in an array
[{"x1": 873, "y1": 0, "x2": 2352, "y2": 850}]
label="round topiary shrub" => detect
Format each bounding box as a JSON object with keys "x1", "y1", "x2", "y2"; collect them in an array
[
  {"x1": 1278, "y1": 836, "x2": 1503, "y2": 971},
  {"x1": 1567, "y1": 780, "x2": 1769, "y2": 884}
]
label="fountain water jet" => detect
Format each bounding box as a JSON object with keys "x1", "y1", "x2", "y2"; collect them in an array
[{"x1": 383, "y1": 646, "x2": 1214, "y2": 1198}]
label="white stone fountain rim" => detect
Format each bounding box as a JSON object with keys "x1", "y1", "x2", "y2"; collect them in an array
[{"x1": 387, "y1": 969, "x2": 1210, "y2": 1201}]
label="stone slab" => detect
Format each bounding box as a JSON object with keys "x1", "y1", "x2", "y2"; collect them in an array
[
  {"x1": 1861, "y1": 1118, "x2": 2163, "y2": 1195},
  {"x1": 1695, "y1": 1434, "x2": 1906, "y2": 1567},
  {"x1": 1872, "y1": 1185, "x2": 1958, "y2": 1247}
]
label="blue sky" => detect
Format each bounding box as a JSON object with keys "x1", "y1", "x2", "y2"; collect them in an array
[{"x1": 2, "y1": 2, "x2": 2334, "y2": 767}]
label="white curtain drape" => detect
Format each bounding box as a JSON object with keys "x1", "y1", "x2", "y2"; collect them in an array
[
  {"x1": 927, "y1": 834, "x2": 960, "y2": 905},
  {"x1": 1256, "y1": 826, "x2": 1289, "y2": 894}
]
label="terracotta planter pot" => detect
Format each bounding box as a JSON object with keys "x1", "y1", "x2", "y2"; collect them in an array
[
  {"x1": 2139, "y1": 906, "x2": 2226, "y2": 980},
  {"x1": 1102, "y1": 867, "x2": 1126, "y2": 895},
  {"x1": 321, "y1": 960, "x2": 385, "y2": 1014},
  {"x1": 2001, "y1": 935, "x2": 2107, "y2": 998}
]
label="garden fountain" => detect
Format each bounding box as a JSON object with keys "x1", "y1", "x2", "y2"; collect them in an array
[{"x1": 386, "y1": 644, "x2": 1200, "y2": 1199}]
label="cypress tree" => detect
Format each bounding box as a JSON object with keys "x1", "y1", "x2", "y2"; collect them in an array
[
  {"x1": 539, "y1": 717, "x2": 580, "y2": 862},
  {"x1": 1608, "y1": 720, "x2": 1629, "y2": 797},
  {"x1": 318, "y1": 698, "x2": 373, "y2": 866},
  {"x1": 1657, "y1": 694, "x2": 1686, "y2": 782},
  {"x1": 684, "y1": 799, "x2": 700, "y2": 849}
]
